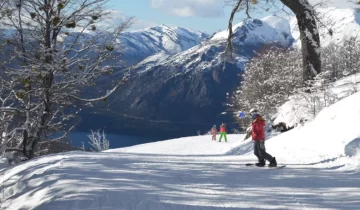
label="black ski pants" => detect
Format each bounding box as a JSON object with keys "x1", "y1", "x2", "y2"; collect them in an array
[{"x1": 253, "y1": 140, "x2": 273, "y2": 162}]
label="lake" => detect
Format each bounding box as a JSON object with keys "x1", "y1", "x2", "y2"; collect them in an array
[{"x1": 68, "y1": 132, "x2": 166, "y2": 149}]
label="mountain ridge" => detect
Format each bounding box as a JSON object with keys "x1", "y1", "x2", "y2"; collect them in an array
[
  {"x1": 118, "y1": 24, "x2": 209, "y2": 65},
  {"x1": 78, "y1": 7, "x2": 360, "y2": 137},
  {"x1": 79, "y1": 16, "x2": 294, "y2": 137}
]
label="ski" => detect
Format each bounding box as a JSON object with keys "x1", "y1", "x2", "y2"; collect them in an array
[{"x1": 245, "y1": 163, "x2": 286, "y2": 168}]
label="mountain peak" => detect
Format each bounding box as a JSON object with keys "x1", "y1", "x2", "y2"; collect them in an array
[
  {"x1": 145, "y1": 24, "x2": 208, "y2": 39},
  {"x1": 147, "y1": 24, "x2": 178, "y2": 31},
  {"x1": 210, "y1": 16, "x2": 293, "y2": 47},
  {"x1": 119, "y1": 24, "x2": 209, "y2": 65}
]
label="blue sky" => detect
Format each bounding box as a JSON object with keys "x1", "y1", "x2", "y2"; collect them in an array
[
  {"x1": 106, "y1": 0, "x2": 358, "y2": 34},
  {"x1": 107, "y1": 0, "x2": 287, "y2": 34}
]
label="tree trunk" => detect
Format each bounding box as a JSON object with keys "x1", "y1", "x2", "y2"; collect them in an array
[{"x1": 280, "y1": 0, "x2": 321, "y2": 81}]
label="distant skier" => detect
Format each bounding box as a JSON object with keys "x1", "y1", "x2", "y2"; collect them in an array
[
  {"x1": 211, "y1": 125, "x2": 218, "y2": 141},
  {"x1": 250, "y1": 108, "x2": 277, "y2": 167},
  {"x1": 219, "y1": 123, "x2": 227, "y2": 142}
]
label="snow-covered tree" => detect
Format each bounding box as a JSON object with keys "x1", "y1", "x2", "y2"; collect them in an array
[
  {"x1": 227, "y1": 0, "x2": 321, "y2": 81},
  {"x1": 233, "y1": 47, "x2": 303, "y2": 120},
  {"x1": 297, "y1": 37, "x2": 360, "y2": 117},
  {"x1": 0, "y1": 80, "x2": 22, "y2": 156},
  {"x1": 235, "y1": 38, "x2": 360, "y2": 126},
  {"x1": 322, "y1": 37, "x2": 360, "y2": 79},
  {"x1": 0, "y1": 0, "x2": 133, "y2": 159},
  {"x1": 88, "y1": 129, "x2": 109, "y2": 152}
]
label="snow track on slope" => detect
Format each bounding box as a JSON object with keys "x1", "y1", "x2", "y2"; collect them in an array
[{"x1": 1, "y1": 151, "x2": 360, "y2": 210}]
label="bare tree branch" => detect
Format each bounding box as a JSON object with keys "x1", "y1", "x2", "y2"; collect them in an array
[{"x1": 224, "y1": 0, "x2": 242, "y2": 63}]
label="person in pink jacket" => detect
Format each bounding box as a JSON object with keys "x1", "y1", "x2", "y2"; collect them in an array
[{"x1": 211, "y1": 125, "x2": 217, "y2": 141}]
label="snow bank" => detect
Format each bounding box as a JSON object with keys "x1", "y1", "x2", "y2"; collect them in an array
[
  {"x1": 266, "y1": 92, "x2": 360, "y2": 164},
  {"x1": 345, "y1": 137, "x2": 360, "y2": 157},
  {"x1": 273, "y1": 73, "x2": 360, "y2": 128},
  {"x1": 108, "y1": 134, "x2": 246, "y2": 155},
  {"x1": 272, "y1": 98, "x2": 309, "y2": 128}
]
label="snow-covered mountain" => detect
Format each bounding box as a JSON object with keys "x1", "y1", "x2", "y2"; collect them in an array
[
  {"x1": 211, "y1": 15, "x2": 292, "y2": 44},
  {"x1": 135, "y1": 16, "x2": 293, "y2": 73},
  {"x1": 120, "y1": 7, "x2": 360, "y2": 67},
  {"x1": 119, "y1": 25, "x2": 209, "y2": 65},
  {"x1": 79, "y1": 8, "x2": 360, "y2": 137},
  {"x1": 79, "y1": 16, "x2": 294, "y2": 136},
  {"x1": 121, "y1": 7, "x2": 360, "y2": 68}
]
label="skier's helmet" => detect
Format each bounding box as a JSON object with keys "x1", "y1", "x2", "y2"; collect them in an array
[{"x1": 249, "y1": 108, "x2": 258, "y2": 114}]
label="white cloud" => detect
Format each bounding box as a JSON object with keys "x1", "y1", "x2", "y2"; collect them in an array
[
  {"x1": 150, "y1": 0, "x2": 224, "y2": 17},
  {"x1": 98, "y1": 10, "x2": 158, "y2": 31}
]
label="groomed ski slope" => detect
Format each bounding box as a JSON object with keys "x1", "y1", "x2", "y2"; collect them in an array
[
  {"x1": 1, "y1": 93, "x2": 360, "y2": 209},
  {"x1": 109, "y1": 135, "x2": 247, "y2": 155}
]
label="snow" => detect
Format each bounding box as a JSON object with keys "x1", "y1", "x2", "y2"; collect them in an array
[
  {"x1": 269, "y1": 91, "x2": 360, "y2": 165},
  {"x1": 273, "y1": 73, "x2": 360, "y2": 128},
  {"x1": 2, "y1": 90, "x2": 360, "y2": 209},
  {"x1": 135, "y1": 15, "x2": 294, "y2": 74},
  {"x1": 211, "y1": 16, "x2": 292, "y2": 46},
  {"x1": 109, "y1": 134, "x2": 246, "y2": 155},
  {"x1": 207, "y1": 7, "x2": 360, "y2": 50},
  {"x1": 261, "y1": 15, "x2": 291, "y2": 36},
  {"x1": 291, "y1": 7, "x2": 360, "y2": 48},
  {"x1": 120, "y1": 24, "x2": 208, "y2": 57},
  {"x1": 135, "y1": 52, "x2": 170, "y2": 72},
  {"x1": 210, "y1": 21, "x2": 244, "y2": 41},
  {"x1": 133, "y1": 7, "x2": 360, "y2": 75},
  {"x1": 345, "y1": 137, "x2": 360, "y2": 157}
]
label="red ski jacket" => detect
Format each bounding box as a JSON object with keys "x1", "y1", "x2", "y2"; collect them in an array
[
  {"x1": 220, "y1": 126, "x2": 226, "y2": 133},
  {"x1": 252, "y1": 115, "x2": 265, "y2": 141}
]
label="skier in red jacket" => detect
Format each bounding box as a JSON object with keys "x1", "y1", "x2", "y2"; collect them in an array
[
  {"x1": 250, "y1": 108, "x2": 277, "y2": 167},
  {"x1": 219, "y1": 123, "x2": 227, "y2": 142}
]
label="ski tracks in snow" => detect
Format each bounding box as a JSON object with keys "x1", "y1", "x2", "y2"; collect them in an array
[{"x1": 1, "y1": 150, "x2": 360, "y2": 209}]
